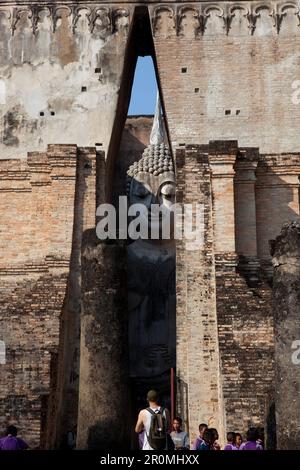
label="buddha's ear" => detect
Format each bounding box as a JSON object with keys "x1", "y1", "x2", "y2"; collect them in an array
[{"x1": 159, "y1": 181, "x2": 176, "y2": 195}]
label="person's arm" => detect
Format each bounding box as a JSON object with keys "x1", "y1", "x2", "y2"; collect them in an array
[
  {"x1": 191, "y1": 437, "x2": 199, "y2": 450},
  {"x1": 135, "y1": 410, "x2": 145, "y2": 434}
]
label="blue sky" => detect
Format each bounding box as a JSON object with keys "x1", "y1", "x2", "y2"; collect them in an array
[{"x1": 128, "y1": 56, "x2": 157, "y2": 116}]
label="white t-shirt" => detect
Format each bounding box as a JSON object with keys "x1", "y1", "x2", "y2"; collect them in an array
[{"x1": 170, "y1": 430, "x2": 189, "y2": 449}]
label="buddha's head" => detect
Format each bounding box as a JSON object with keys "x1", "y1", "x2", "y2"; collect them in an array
[{"x1": 126, "y1": 142, "x2": 175, "y2": 241}]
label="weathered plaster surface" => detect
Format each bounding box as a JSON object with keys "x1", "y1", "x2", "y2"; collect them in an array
[{"x1": 0, "y1": 3, "x2": 132, "y2": 158}]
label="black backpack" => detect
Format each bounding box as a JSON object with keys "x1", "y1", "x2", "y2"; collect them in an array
[{"x1": 146, "y1": 407, "x2": 167, "y2": 450}]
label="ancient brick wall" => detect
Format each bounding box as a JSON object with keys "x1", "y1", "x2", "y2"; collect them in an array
[
  {"x1": 208, "y1": 141, "x2": 275, "y2": 443},
  {"x1": 0, "y1": 113, "x2": 151, "y2": 449},
  {"x1": 0, "y1": 121, "x2": 295, "y2": 448},
  {"x1": 0, "y1": 144, "x2": 100, "y2": 448},
  {"x1": 0, "y1": 271, "x2": 67, "y2": 447},
  {"x1": 175, "y1": 141, "x2": 276, "y2": 446},
  {"x1": 45, "y1": 146, "x2": 101, "y2": 449},
  {"x1": 0, "y1": 2, "x2": 132, "y2": 160},
  {"x1": 77, "y1": 235, "x2": 130, "y2": 450},
  {"x1": 2, "y1": 1, "x2": 300, "y2": 162},
  {"x1": 233, "y1": 148, "x2": 300, "y2": 280},
  {"x1": 175, "y1": 144, "x2": 225, "y2": 445},
  {"x1": 234, "y1": 148, "x2": 259, "y2": 263},
  {"x1": 256, "y1": 153, "x2": 300, "y2": 272},
  {"x1": 216, "y1": 260, "x2": 275, "y2": 444},
  {"x1": 1, "y1": 0, "x2": 300, "y2": 445},
  {"x1": 152, "y1": 1, "x2": 300, "y2": 154}
]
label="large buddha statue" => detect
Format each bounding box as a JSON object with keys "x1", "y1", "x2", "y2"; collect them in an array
[{"x1": 126, "y1": 97, "x2": 176, "y2": 381}]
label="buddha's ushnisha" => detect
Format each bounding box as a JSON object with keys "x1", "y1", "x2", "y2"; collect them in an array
[{"x1": 126, "y1": 93, "x2": 175, "y2": 198}]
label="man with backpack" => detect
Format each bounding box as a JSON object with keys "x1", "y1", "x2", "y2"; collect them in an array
[{"x1": 135, "y1": 389, "x2": 171, "y2": 450}]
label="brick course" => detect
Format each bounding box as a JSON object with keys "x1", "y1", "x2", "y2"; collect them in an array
[
  {"x1": 0, "y1": 144, "x2": 102, "y2": 448},
  {"x1": 0, "y1": 125, "x2": 299, "y2": 448}
]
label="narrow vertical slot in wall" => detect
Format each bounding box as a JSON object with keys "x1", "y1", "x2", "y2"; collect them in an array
[{"x1": 106, "y1": 6, "x2": 176, "y2": 450}]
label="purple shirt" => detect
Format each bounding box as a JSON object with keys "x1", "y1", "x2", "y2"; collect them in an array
[
  {"x1": 0, "y1": 435, "x2": 28, "y2": 450},
  {"x1": 192, "y1": 436, "x2": 203, "y2": 450},
  {"x1": 138, "y1": 431, "x2": 145, "y2": 450},
  {"x1": 224, "y1": 443, "x2": 238, "y2": 450},
  {"x1": 240, "y1": 441, "x2": 263, "y2": 450}
]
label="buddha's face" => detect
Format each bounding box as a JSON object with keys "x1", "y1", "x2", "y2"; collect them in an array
[{"x1": 129, "y1": 171, "x2": 175, "y2": 240}]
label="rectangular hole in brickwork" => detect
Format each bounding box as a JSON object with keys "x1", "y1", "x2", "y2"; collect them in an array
[
  {"x1": 95, "y1": 68, "x2": 101, "y2": 73},
  {"x1": 50, "y1": 111, "x2": 55, "y2": 116},
  {"x1": 0, "y1": 340, "x2": 6, "y2": 364},
  {"x1": 195, "y1": 88, "x2": 199, "y2": 93},
  {"x1": 236, "y1": 109, "x2": 240, "y2": 115},
  {"x1": 95, "y1": 143, "x2": 103, "y2": 147},
  {"x1": 181, "y1": 67, "x2": 187, "y2": 73},
  {"x1": 225, "y1": 109, "x2": 231, "y2": 115},
  {"x1": 39, "y1": 111, "x2": 44, "y2": 116},
  {"x1": 81, "y1": 86, "x2": 87, "y2": 92}
]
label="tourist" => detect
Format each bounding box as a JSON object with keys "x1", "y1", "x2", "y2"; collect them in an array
[
  {"x1": 224, "y1": 432, "x2": 238, "y2": 450},
  {"x1": 198, "y1": 428, "x2": 215, "y2": 450},
  {"x1": 135, "y1": 389, "x2": 170, "y2": 450},
  {"x1": 235, "y1": 432, "x2": 243, "y2": 449},
  {"x1": 239, "y1": 428, "x2": 263, "y2": 450},
  {"x1": 170, "y1": 416, "x2": 189, "y2": 450},
  {"x1": 0, "y1": 425, "x2": 28, "y2": 450},
  {"x1": 192, "y1": 423, "x2": 208, "y2": 450},
  {"x1": 210, "y1": 428, "x2": 221, "y2": 450},
  {"x1": 256, "y1": 427, "x2": 264, "y2": 449}
]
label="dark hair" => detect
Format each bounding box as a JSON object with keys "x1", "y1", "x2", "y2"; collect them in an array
[
  {"x1": 235, "y1": 432, "x2": 242, "y2": 441},
  {"x1": 6, "y1": 425, "x2": 18, "y2": 437},
  {"x1": 199, "y1": 423, "x2": 208, "y2": 432},
  {"x1": 203, "y1": 428, "x2": 214, "y2": 445},
  {"x1": 227, "y1": 432, "x2": 236, "y2": 443},
  {"x1": 246, "y1": 427, "x2": 259, "y2": 442},
  {"x1": 146, "y1": 389, "x2": 159, "y2": 403},
  {"x1": 210, "y1": 428, "x2": 219, "y2": 441},
  {"x1": 173, "y1": 417, "x2": 182, "y2": 425}
]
